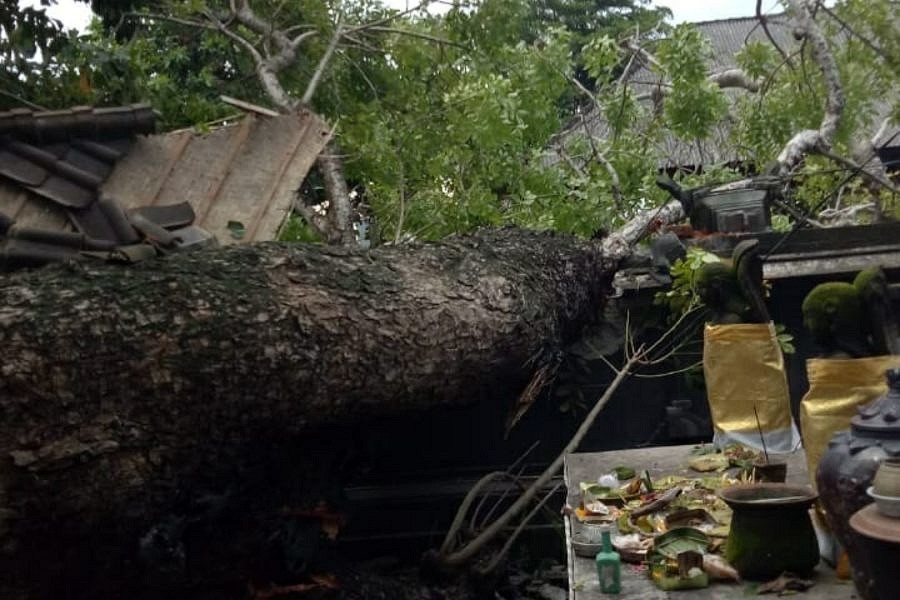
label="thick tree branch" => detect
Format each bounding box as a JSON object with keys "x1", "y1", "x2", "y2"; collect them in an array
[
  {"x1": 708, "y1": 68, "x2": 761, "y2": 92},
  {"x1": 317, "y1": 143, "x2": 356, "y2": 245},
  {"x1": 600, "y1": 199, "x2": 684, "y2": 260},
  {"x1": 776, "y1": 0, "x2": 845, "y2": 171},
  {"x1": 229, "y1": 0, "x2": 272, "y2": 37}
]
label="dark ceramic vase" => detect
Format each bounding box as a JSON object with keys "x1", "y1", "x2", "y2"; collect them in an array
[{"x1": 816, "y1": 368, "x2": 900, "y2": 600}]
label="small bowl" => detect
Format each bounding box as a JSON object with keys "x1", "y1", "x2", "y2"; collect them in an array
[
  {"x1": 579, "y1": 522, "x2": 608, "y2": 544},
  {"x1": 571, "y1": 533, "x2": 603, "y2": 557},
  {"x1": 867, "y1": 487, "x2": 900, "y2": 518}
]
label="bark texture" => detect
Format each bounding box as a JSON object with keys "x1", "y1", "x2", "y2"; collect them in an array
[{"x1": 0, "y1": 227, "x2": 616, "y2": 598}]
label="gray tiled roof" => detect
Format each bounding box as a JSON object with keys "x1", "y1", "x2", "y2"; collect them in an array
[{"x1": 0, "y1": 105, "x2": 156, "y2": 242}]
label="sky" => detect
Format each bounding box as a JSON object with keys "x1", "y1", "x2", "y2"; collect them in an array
[{"x1": 22, "y1": 0, "x2": 782, "y2": 32}]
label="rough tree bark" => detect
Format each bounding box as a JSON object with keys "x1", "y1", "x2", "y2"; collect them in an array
[{"x1": 0, "y1": 225, "x2": 667, "y2": 598}]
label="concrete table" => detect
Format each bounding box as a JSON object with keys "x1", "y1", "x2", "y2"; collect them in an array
[{"x1": 563, "y1": 445, "x2": 857, "y2": 599}]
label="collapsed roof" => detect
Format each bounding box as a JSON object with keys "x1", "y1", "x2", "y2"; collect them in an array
[{"x1": 0, "y1": 104, "x2": 331, "y2": 269}]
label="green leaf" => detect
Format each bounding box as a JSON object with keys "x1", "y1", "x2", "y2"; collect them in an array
[{"x1": 226, "y1": 220, "x2": 246, "y2": 240}]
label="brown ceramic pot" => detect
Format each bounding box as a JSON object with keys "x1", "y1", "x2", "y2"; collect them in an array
[{"x1": 850, "y1": 504, "x2": 900, "y2": 600}]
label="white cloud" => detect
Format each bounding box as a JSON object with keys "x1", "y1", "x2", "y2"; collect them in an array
[
  {"x1": 654, "y1": 0, "x2": 783, "y2": 24},
  {"x1": 19, "y1": 0, "x2": 94, "y2": 32},
  {"x1": 19, "y1": 0, "x2": 788, "y2": 36}
]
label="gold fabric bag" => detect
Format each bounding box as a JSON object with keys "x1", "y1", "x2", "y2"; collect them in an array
[
  {"x1": 800, "y1": 356, "x2": 900, "y2": 489},
  {"x1": 703, "y1": 323, "x2": 800, "y2": 452}
]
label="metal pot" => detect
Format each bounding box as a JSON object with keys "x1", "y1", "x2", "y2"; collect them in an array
[{"x1": 719, "y1": 483, "x2": 818, "y2": 580}]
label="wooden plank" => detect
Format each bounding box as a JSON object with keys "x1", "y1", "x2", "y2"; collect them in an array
[
  {"x1": 199, "y1": 113, "x2": 300, "y2": 245},
  {"x1": 144, "y1": 123, "x2": 247, "y2": 223},
  {"x1": 101, "y1": 133, "x2": 188, "y2": 210},
  {"x1": 765, "y1": 251, "x2": 900, "y2": 279},
  {"x1": 219, "y1": 95, "x2": 281, "y2": 118},
  {"x1": 192, "y1": 115, "x2": 255, "y2": 226},
  {"x1": 564, "y1": 445, "x2": 854, "y2": 600}
]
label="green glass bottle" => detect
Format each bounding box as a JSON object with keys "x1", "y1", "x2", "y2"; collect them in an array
[{"x1": 595, "y1": 525, "x2": 621, "y2": 594}]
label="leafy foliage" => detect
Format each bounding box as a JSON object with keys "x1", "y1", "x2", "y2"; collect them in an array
[
  {"x1": 5, "y1": 0, "x2": 898, "y2": 242},
  {"x1": 657, "y1": 24, "x2": 728, "y2": 140},
  {"x1": 655, "y1": 247, "x2": 720, "y2": 317},
  {"x1": 0, "y1": 1, "x2": 84, "y2": 109}
]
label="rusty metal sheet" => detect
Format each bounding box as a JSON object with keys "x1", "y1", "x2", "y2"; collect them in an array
[{"x1": 101, "y1": 110, "x2": 331, "y2": 244}]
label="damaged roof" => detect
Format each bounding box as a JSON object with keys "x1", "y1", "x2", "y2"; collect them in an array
[
  {"x1": 0, "y1": 104, "x2": 331, "y2": 249},
  {"x1": 0, "y1": 105, "x2": 155, "y2": 240},
  {"x1": 101, "y1": 109, "x2": 330, "y2": 244}
]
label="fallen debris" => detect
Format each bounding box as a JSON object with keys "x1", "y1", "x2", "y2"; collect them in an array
[{"x1": 757, "y1": 572, "x2": 815, "y2": 595}]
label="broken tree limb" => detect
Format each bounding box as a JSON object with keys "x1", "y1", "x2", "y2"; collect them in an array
[{"x1": 777, "y1": 0, "x2": 845, "y2": 172}]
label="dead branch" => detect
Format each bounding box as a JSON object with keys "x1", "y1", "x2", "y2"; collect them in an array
[
  {"x1": 474, "y1": 481, "x2": 563, "y2": 576},
  {"x1": 755, "y1": 0, "x2": 794, "y2": 68},
  {"x1": 432, "y1": 350, "x2": 642, "y2": 568},
  {"x1": 560, "y1": 74, "x2": 625, "y2": 207},
  {"x1": 394, "y1": 158, "x2": 407, "y2": 244},
  {"x1": 433, "y1": 286, "x2": 702, "y2": 570},
  {"x1": 301, "y1": 15, "x2": 345, "y2": 105}
]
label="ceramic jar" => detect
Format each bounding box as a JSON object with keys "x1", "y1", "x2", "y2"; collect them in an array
[
  {"x1": 872, "y1": 457, "x2": 900, "y2": 497},
  {"x1": 817, "y1": 369, "x2": 900, "y2": 600}
]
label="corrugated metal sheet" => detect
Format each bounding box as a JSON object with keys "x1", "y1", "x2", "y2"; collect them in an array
[{"x1": 101, "y1": 110, "x2": 331, "y2": 244}]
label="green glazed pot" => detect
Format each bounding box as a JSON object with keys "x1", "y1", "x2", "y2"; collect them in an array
[{"x1": 719, "y1": 483, "x2": 819, "y2": 580}]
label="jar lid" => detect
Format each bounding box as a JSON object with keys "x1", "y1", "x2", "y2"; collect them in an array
[
  {"x1": 852, "y1": 369, "x2": 900, "y2": 435},
  {"x1": 850, "y1": 504, "x2": 900, "y2": 544}
]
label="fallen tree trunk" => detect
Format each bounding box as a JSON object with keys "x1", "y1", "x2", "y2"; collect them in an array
[
  {"x1": 0, "y1": 209, "x2": 681, "y2": 597},
  {"x1": 0, "y1": 228, "x2": 600, "y2": 597}
]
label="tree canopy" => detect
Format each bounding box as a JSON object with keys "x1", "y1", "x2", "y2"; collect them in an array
[{"x1": 2, "y1": 0, "x2": 898, "y2": 243}]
